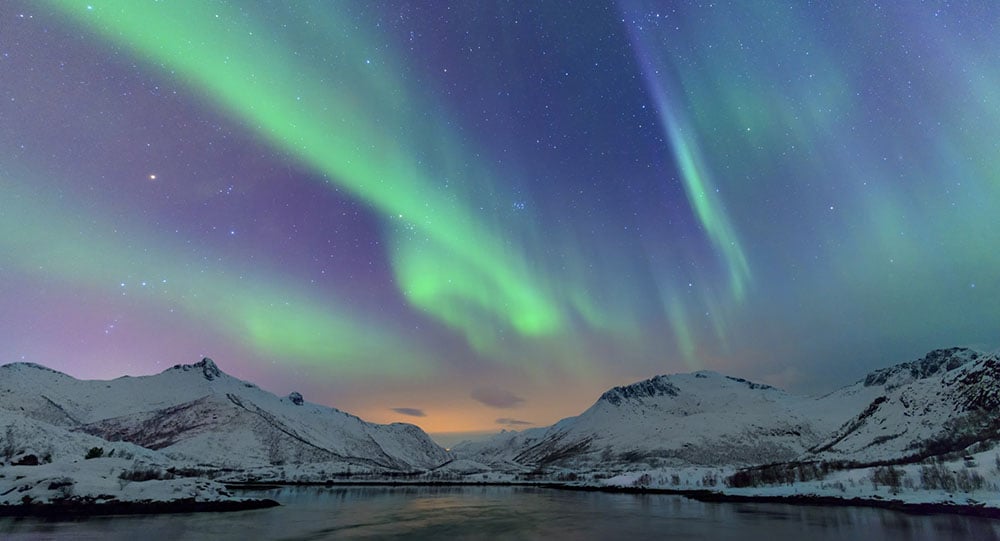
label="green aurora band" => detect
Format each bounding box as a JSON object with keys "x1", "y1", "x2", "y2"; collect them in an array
[
  {"x1": 0, "y1": 174, "x2": 432, "y2": 376},
  {"x1": 621, "y1": 0, "x2": 1000, "y2": 360},
  {"x1": 47, "y1": 1, "x2": 628, "y2": 350},
  {"x1": 47, "y1": 0, "x2": 735, "y2": 364},
  {"x1": 37, "y1": 1, "x2": 999, "y2": 378},
  {"x1": 49, "y1": 1, "x2": 564, "y2": 349}
]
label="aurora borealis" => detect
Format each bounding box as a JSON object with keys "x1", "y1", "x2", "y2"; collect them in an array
[{"x1": 2, "y1": 1, "x2": 998, "y2": 440}]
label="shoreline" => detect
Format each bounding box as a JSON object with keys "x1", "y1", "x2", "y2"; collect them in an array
[
  {"x1": 225, "y1": 480, "x2": 1000, "y2": 519},
  {"x1": 3, "y1": 478, "x2": 996, "y2": 519},
  {"x1": 563, "y1": 484, "x2": 1000, "y2": 520},
  {"x1": 0, "y1": 497, "x2": 279, "y2": 517}
]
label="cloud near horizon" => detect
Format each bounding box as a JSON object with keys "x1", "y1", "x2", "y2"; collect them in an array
[
  {"x1": 391, "y1": 407, "x2": 426, "y2": 417},
  {"x1": 470, "y1": 387, "x2": 525, "y2": 409},
  {"x1": 496, "y1": 418, "x2": 533, "y2": 426}
]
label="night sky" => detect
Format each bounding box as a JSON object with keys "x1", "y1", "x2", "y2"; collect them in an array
[{"x1": 2, "y1": 1, "x2": 998, "y2": 440}]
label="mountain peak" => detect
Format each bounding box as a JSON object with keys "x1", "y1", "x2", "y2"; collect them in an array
[
  {"x1": 862, "y1": 347, "x2": 978, "y2": 388},
  {"x1": 169, "y1": 357, "x2": 223, "y2": 381},
  {"x1": 599, "y1": 375, "x2": 679, "y2": 406}
]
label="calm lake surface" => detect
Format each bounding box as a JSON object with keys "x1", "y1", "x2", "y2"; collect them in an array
[{"x1": 2, "y1": 485, "x2": 999, "y2": 540}]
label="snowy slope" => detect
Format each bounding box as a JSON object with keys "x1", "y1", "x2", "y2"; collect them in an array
[
  {"x1": 0, "y1": 409, "x2": 166, "y2": 466},
  {"x1": 456, "y1": 348, "x2": 994, "y2": 470},
  {"x1": 460, "y1": 371, "x2": 860, "y2": 469},
  {"x1": 0, "y1": 358, "x2": 449, "y2": 471},
  {"x1": 806, "y1": 347, "x2": 997, "y2": 464}
]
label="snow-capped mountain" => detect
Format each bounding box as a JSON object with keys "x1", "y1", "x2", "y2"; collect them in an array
[
  {"x1": 3, "y1": 348, "x2": 994, "y2": 478},
  {"x1": 0, "y1": 358, "x2": 449, "y2": 471},
  {"x1": 454, "y1": 372, "x2": 857, "y2": 469},
  {"x1": 455, "y1": 348, "x2": 995, "y2": 470}
]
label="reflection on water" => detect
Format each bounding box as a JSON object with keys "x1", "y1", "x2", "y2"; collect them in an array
[{"x1": 2, "y1": 485, "x2": 999, "y2": 540}]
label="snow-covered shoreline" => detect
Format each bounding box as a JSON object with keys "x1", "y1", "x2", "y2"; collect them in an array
[
  {"x1": 218, "y1": 476, "x2": 1000, "y2": 519},
  {"x1": 0, "y1": 459, "x2": 277, "y2": 517},
  {"x1": 0, "y1": 498, "x2": 278, "y2": 517},
  {"x1": 591, "y1": 451, "x2": 1000, "y2": 519},
  {"x1": 4, "y1": 453, "x2": 999, "y2": 519},
  {"x1": 210, "y1": 452, "x2": 1000, "y2": 519},
  {"x1": 219, "y1": 448, "x2": 1000, "y2": 519}
]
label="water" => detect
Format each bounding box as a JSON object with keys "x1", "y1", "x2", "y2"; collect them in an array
[{"x1": 2, "y1": 485, "x2": 999, "y2": 540}]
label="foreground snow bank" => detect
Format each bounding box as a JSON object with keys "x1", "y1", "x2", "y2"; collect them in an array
[
  {"x1": 0, "y1": 458, "x2": 277, "y2": 515},
  {"x1": 599, "y1": 450, "x2": 1000, "y2": 516}
]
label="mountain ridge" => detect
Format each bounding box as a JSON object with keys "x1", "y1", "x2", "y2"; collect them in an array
[
  {"x1": 3, "y1": 347, "x2": 996, "y2": 475},
  {"x1": 0, "y1": 357, "x2": 449, "y2": 471},
  {"x1": 455, "y1": 347, "x2": 996, "y2": 470}
]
